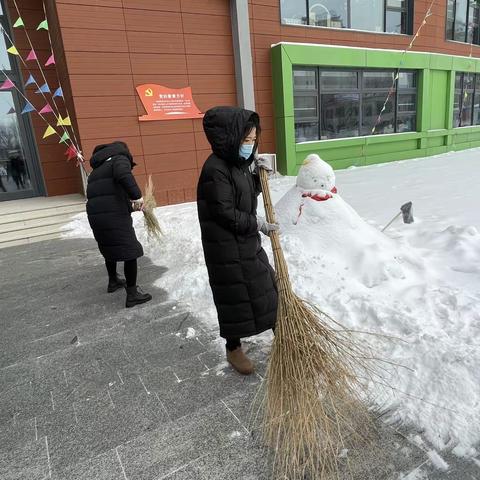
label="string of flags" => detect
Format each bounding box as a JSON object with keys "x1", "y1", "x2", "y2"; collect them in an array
[
  {"x1": 1, "y1": 10, "x2": 83, "y2": 166},
  {"x1": 371, "y1": 0, "x2": 437, "y2": 134}
]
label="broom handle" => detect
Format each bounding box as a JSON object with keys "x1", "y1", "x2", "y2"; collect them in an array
[{"x1": 259, "y1": 168, "x2": 293, "y2": 295}]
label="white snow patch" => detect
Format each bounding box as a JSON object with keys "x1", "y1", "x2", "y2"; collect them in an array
[
  {"x1": 65, "y1": 148, "x2": 480, "y2": 458},
  {"x1": 399, "y1": 466, "x2": 428, "y2": 480},
  {"x1": 186, "y1": 327, "x2": 196, "y2": 339},
  {"x1": 427, "y1": 450, "x2": 449, "y2": 471}
]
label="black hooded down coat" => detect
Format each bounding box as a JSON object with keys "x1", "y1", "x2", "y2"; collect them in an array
[
  {"x1": 197, "y1": 106, "x2": 278, "y2": 339},
  {"x1": 86, "y1": 142, "x2": 143, "y2": 262}
]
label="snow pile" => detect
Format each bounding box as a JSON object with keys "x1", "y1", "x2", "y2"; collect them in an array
[{"x1": 65, "y1": 148, "x2": 480, "y2": 461}]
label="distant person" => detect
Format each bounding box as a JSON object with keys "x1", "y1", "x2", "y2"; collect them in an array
[
  {"x1": 0, "y1": 164, "x2": 7, "y2": 192},
  {"x1": 9, "y1": 153, "x2": 26, "y2": 190},
  {"x1": 86, "y1": 141, "x2": 152, "y2": 308},
  {"x1": 197, "y1": 106, "x2": 278, "y2": 375}
]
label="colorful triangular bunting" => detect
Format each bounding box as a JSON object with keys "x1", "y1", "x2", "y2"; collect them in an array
[
  {"x1": 35, "y1": 83, "x2": 50, "y2": 94},
  {"x1": 60, "y1": 132, "x2": 70, "y2": 143},
  {"x1": 7, "y1": 46, "x2": 19, "y2": 56},
  {"x1": 39, "y1": 103, "x2": 54, "y2": 114},
  {"x1": 26, "y1": 49, "x2": 37, "y2": 61},
  {"x1": 13, "y1": 17, "x2": 24, "y2": 28},
  {"x1": 53, "y1": 87, "x2": 63, "y2": 98},
  {"x1": 37, "y1": 19, "x2": 48, "y2": 31},
  {"x1": 7, "y1": 107, "x2": 15, "y2": 114},
  {"x1": 21, "y1": 102, "x2": 35, "y2": 114},
  {"x1": 43, "y1": 125, "x2": 56, "y2": 139},
  {"x1": 57, "y1": 115, "x2": 71, "y2": 126},
  {"x1": 45, "y1": 54, "x2": 55, "y2": 67},
  {"x1": 24, "y1": 74, "x2": 36, "y2": 87},
  {"x1": 0, "y1": 79, "x2": 14, "y2": 90},
  {"x1": 65, "y1": 145, "x2": 78, "y2": 161}
]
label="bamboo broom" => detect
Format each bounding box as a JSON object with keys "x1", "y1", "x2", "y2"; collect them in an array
[
  {"x1": 258, "y1": 168, "x2": 373, "y2": 479},
  {"x1": 142, "y1": 175, "x2": 162, "y2": 241}
]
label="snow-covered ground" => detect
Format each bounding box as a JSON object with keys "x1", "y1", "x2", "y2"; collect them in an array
[{"x1": 65, "y1": 148, "x2": 480, "y2": 464}]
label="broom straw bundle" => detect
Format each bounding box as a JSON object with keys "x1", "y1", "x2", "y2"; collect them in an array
[
  {"x1": 258, "y1": 168, "x2": 373, "y2": 479},
  {"x1": 142, "y1": 175, "x2": 162, "y2": 241}
]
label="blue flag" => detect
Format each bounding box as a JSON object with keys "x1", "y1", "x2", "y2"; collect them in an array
[
  {"x1": 24, "y1": 74, "x2": 36, "y2": 87},
  {"x1": 21, "y1": 102, "x2": 35, "y2": 114},
  {"x1": 35, "y1": 83, "x2": 50, "y2": 94},
  {"x1": 53, "y1": 87, "x2": 63, "y2": 98}
]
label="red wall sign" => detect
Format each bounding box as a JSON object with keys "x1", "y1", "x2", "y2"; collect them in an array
[{"x1": 136, "y1": 84, "x2": 204, "y2": 121}]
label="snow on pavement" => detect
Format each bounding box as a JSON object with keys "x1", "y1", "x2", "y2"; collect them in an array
[{"x1": 65, "y1": 148, "x2": 480, "y2": 465}]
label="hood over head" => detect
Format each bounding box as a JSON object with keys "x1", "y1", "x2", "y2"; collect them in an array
[
  {"x1": 202, "y1": 106, "x2": 260, "y2": 164},
  {"x1": 90, "y1": 141, "x2": 135, "y2": 169}
]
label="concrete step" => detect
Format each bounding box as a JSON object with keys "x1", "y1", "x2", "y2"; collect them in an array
[
  {"x1": 0, "y1": 203, "x2": 84, "y2": 224},
  {"x1": 0, "y1": 212, "x2": 82, "y2": 234},
  {"x1": 0, "y1": 194, "x2": 85, "y2": 249}
]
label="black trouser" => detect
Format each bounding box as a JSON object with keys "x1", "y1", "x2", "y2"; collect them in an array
[
  {"x1": 105, "y1": 259, "x2": 137, "y2": 287},
  {"x1": 225, "y1": 326, "x2": 275, "y2": 351}
]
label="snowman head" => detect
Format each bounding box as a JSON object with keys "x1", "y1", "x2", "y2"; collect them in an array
[{"x1": 296, "y1": 154, "x2": 336, "y2": 191}]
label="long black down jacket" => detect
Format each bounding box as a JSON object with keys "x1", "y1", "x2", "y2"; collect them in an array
[
  {"x1": 86, "y1": 142, "x2": 143, "y2": 262},
  {"x1": 197, "y1": 106, "x2": 278, "y2": 339}
]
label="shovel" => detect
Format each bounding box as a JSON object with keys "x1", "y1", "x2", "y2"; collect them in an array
[{"x1": 381, "y1": 201, "x2": 414, "y2": 232}]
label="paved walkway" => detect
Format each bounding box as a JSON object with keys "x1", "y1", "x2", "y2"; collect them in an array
[{"x1": 0, "y1": 238, "x2": 477, "y2": 479}]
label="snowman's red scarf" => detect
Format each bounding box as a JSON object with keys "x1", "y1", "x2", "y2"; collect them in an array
[{"x1": 294, "y1": 187, "x2": 337, "y2": 225}]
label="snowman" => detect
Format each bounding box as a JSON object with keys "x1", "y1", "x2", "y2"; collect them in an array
[{"x1": 275, "y1": 154, "x2": 421, "y2": 288}]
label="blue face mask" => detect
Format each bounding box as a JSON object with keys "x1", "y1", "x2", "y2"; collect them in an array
[{"x1": 239, "y1": 143, "x2": 254, "y2": 160}]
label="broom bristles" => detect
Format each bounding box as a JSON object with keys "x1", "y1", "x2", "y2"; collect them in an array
[
  {"x1": 258, "y1": 168, "x2": 375, "y2": 479},
  {"x1": 143, "y1": 175, "x2": 162, "y2": 240}
]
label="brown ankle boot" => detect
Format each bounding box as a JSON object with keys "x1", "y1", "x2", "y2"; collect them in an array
[{"x1": 226, "y1": 347, "x2": 255, "y2": 375}]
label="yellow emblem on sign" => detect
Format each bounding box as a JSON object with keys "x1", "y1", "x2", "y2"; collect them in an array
[{"x1": 145, "y1": 88, "x2": 153, "y2": 97}]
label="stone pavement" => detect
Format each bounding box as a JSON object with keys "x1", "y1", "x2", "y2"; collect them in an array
[{"x1": 0, "y1": 238, "x2": 478, "y2": 480}]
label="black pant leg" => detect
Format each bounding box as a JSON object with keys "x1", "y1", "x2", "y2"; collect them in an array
[
  {"x1": 124, "y1": 259, "x2": 137, "y2": 288},
  {"x1": 105, "y1": 260, "x2": 117, "y2": 280}
]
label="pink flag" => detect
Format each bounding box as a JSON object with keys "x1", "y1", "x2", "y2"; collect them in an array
[
  {"x1": 39, "y1": 103, "x2": 54, "y2": 114},
  {"x1": 0, "y1": 79, "x2": 14, "y2": 90},
  {"x1": 26, "y1": 49, "x2": 37, "y2": 61},
  {"x1": 45, "y1": 54, "x2": 55, "y2": 66}
]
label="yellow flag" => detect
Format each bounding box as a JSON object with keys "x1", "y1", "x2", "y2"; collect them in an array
[
  {"x1": 43, "y1": 125, "x2": 56, "y2": 139},
  {"x1": 57, "y1": 116, "x2": 71, "y2": 126},
  {"x1": 7, "y1": 46, "x2": 19, "y2": 55}
]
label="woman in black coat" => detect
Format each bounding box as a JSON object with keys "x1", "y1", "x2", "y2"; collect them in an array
[
  {"x1": 86, "y1": 141, "x2": 152, "y2": 308},
  {"x1": 197, "y1": 106, "x2": 278, "y2": 375}
]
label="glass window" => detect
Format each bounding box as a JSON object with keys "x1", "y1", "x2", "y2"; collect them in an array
[
  {"x1": 362, "y1": 93, "x2": 395, "y2": 135},
  {"x1": 281, "y1": 0, "x2": 412, "y2": 34},
  {"x1": 447, "y1": 0, "x2": 480, "y2": 45},
  {"x1": 294, "y1": 95, "x2": 318, "y2": 119},
  {"x1": 453, "y1": 72, "x2": 477, "y2": 127},
  {"x1": 387, "y1": 0, "x2": 405, "y2": 7},
  {"x1": 320, "y1": 71, "x2": 358, "y2": 90},
  {"x1": 309, "y1": 0, "x2": 348, "y2": 28},
  {"x1": 447, "y1": 0, "x2": 455, "y2": 39},
  {"x1": 293, "y1": 67, "x2": 417, "y2": 142},
  {"x1": 363, "y1": 71, "x2": 395, "y2": 89},
  {"x1": 397, "y1": 93, "x2": 416, "y2": 112},
  {"x1": 293, "y1": 69, "x2": 317, "y2": 90},
  {"x1": 467, "y1": 1, "x2": 479, "y2": 43},
  {"x1": 398, "y1": 71, "x2": 416, "y2": 88},
  {"x1": 0, "y1": 92, "x2": 33, "y2": 194},
  {"x1": 321, "y1": 93, "x2": 360, "y2": 139},
  {"x1": 280, "y1": 0, "x2": 308, "y2": 25},
  {"x1": 350, "y1": 0, "x2": 384, "y2": 32},
  {"x1": 473, "y1": 88, "x2": 480, "y2": 124},
  {"x1": 295, "y1": 122, "x2": 319, "y2": 142},
  {"x1": 397, "y1": 114, "x2": 416, "y2": 132},
  {"x1": 454, "y1": 0, "x2": 469, "y2": 42}
]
